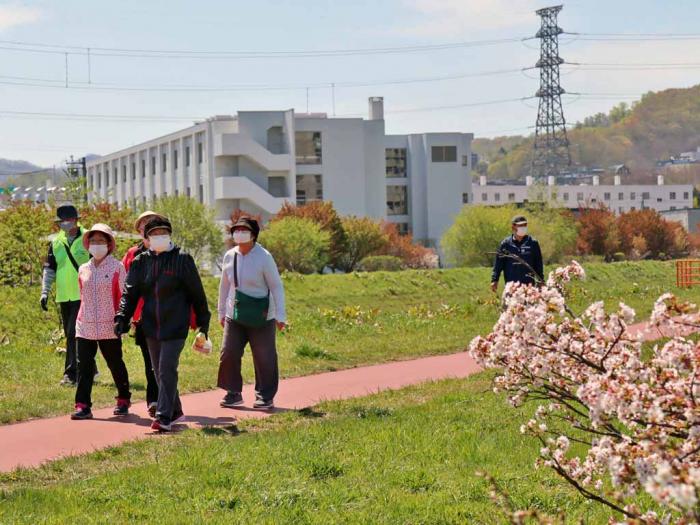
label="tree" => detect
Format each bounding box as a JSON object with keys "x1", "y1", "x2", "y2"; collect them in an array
[
  {"x1": 258, "y1": 217, "x2": 330, "y2": 274},
  {"x1": 616, "y1": 209, "x2": 687, "y2": 259},
  {"x1": 0, "y1": 202, "x2": 54, "y2": 285},
  {"x1": 272, "y1": 201, "x2": 348, "y2": 268},
  {"x1": 339, "y1": 216, "x2": 389, "y2": 272},
  {"x1": 153, "y1": 195, "x2": 224, "y2": 268},
  {"x1": 576, "y1": 206, "x2": 620, "y2": 259},
  {"x1": 378, "y1": 222, "x2": 436, "y2": 269}
]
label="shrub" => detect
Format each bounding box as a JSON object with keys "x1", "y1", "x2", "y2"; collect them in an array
[
  {"x1": 258, "y1": 217, "x2": 330, "y2": 274},
  {"x1": 377, "y1": 222, "x2": 436, "y2": 269},
  {"x1": 273, "y1": 201, "x2": 348, "y2": 269},
  {"x1": 0, "y1": 202, "x2": 54, "y2": 286},
  {"x1": 576, "y1": 206, "x2": 620, "y2": 258},
  {"x1": 357, "y1": 255, "x2": 403, "y2": 272},
  {"x1": 617, "y1": 209, "x2": 687, "y2": 259},
  {"x1": 339, "y1": 216, "x2": 389, "y2": 272},
  {"x1": 612, "y1": 252, "x2": 626, "y2": 262},
  {"x1": 153, "y1": 195, "x2": 225, "y2": 268}
]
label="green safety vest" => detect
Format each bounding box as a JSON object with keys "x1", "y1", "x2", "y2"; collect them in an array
[{"x1": 52, "y1": 227, "x2": 90, "y2": 303}]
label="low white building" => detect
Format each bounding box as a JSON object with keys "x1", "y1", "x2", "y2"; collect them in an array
[
  {"x1": 86, "y1": 97, "x2": 473, "y2": 247},
  {"x1": 472, "y1": 175, "x2": 693, "y2": 214}
]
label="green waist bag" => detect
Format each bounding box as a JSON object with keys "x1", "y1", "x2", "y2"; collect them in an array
[{"x1": 232, "y1": 253, "x2": 270, "y2": 328}]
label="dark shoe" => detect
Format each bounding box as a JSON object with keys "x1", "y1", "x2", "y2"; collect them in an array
[
  {"x1": 148, "y1": 402, "x2": 157, "y2": 419},
  {"x1": 60, "y1": 374, "x2": 76, "y2": 387},
  {"x1": 220, "y1": 392, "x2": 244, "y2": 408},
  {"x1": 171, "y1": 408, "x2": 185, "y2": 424},
  {"x1": 71, "y1": 404, "x2": 93, "y2": 420},
  {"x1": 113, "y1": 398, "x2": 131, "y2": 416},
  {"x1": 253, "y1": 398, "x2": 274, "y2": 410},
  {"x1": 151, "y1": 419, "x2": 171, "y2": 432}
]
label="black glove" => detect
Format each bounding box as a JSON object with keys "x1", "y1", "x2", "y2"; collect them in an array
[
  {"x1": 114, "y1": 319, "x2": 129, "y2": 337},
  {"x1": 40, "y1": 295, "x2": 48, "y2": 312}
]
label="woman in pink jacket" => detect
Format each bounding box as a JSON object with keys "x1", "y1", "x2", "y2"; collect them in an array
[{"x1": 72, "y1": 223, "x2": 131, "y2": 420}]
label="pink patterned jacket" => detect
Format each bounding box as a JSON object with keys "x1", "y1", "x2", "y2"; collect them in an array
[{"x1": 76, "y1": 255, "x2": 126, "y2": 340}]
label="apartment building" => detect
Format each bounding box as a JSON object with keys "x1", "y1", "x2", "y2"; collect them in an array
[{"x1": 86, "y1": 97, "x2": 474, "y2": 247}]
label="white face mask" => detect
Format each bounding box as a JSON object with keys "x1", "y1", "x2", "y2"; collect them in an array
[
  {"x1": 149, "y1": 235, "x2": 171, "y2": 253},
  {"x1": 233, "y1": 230, "x2": 252, "y2": 245},
  {"x1": 88, "y1": 244, "x2": 109, "y2": 259},
  {"x1": 516, "y1": 226, "x2": 528, "y2": 237}
]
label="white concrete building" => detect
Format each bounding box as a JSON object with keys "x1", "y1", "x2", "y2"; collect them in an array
[
  {"x1": 86, "y1": 97, "x2": 474, "y2": 247},
  {"x1": 473, "y1": 174, "x2": 693, "y2": 214}
]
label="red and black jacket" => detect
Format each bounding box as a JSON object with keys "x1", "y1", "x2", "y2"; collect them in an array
[{"x1": 116, "y1": 246, "x2": 210, "y2": 341}]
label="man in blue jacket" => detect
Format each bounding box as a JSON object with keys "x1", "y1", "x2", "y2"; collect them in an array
[{"x1": 490, "y1": 215, "x2": 544, "y2": 293}]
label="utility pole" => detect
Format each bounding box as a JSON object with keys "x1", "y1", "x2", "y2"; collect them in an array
[{"x1": 530, "y1": 5, "x2": 571, "y2": 180}]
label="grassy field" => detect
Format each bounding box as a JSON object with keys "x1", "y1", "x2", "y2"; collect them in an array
[
  {"x1": 0, "y1": 373, "x2": 621, "y2": 524},
  {"x1": 0, "y1": 261, "x2": 698, "y2": 424}
]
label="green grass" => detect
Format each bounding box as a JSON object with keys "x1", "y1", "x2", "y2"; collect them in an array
[
  {"x1": 1, "y1": 260, "x2": 698, "y2": 424},
  {"x1": 0, "y1": 373, "x2": 620, "y2": 524}
]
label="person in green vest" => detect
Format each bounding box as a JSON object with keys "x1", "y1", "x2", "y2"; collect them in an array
[{"x1": 40, "y1": 204, "x2": 92, "y2": 386}]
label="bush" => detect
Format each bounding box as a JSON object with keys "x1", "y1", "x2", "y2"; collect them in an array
[
  {"x1": 377, "y1": 222, "x2": 436, "y2": 269},
  {"x1": 339, "y1": 216, "x2": 389, "y2": 272},
  {"x1": 0, "y1": 202, "x2": 54, "y2": 286},
  {"x1": 258, "y1": 217, "x2": 330, "y2": 274},
  {"x1": 612, "y1": 252, "x2": 626, "y2": 262},
  {"x1": 617, "y1": 209, "x2": 687, "y2": 259},
  {"x1": 152, "y1": 195, "x2": 225, "y2": 268},
  {"x1": 273, "y1": 201, "x2": 348, "y2": 269},
  {"x1": 357, "y1": 255, "x2": 403, "y2": 272},
  {"x1": 576, "y1": 206, "x2": 620, "y2": 258}
]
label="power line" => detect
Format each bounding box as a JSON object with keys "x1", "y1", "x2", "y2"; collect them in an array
[{"x1": 0, "y1": 109, "x2": 203, "y2": 122}]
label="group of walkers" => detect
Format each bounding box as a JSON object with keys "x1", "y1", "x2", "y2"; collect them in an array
[{"x1": 41, "y1": 206, "x2": 286, "y2": 432}]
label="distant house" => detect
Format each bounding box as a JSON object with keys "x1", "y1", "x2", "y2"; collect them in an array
[{"x1": 607, "y1": 164, "x2": 631, "y2": 177}]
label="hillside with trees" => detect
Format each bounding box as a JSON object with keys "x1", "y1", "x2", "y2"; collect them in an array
[{"x1": 474, "y1": 84, "x2": 700, "y2": 180}]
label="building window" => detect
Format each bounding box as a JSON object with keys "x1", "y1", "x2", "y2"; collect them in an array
[
  {"x1": 199, "y1": 184, "x2": 204, "y2": 203},
  {"x1": 671, "y1": 206, "x2": 677, "y2": 210},
  {"x1": 631, "y1": 192, "x2": 636, "y2": 200},
  {"x1": 151, "y1": 156, "x2": 156, "y2": 175},
  {"x1": 507, "y1": 193, "x2": 515, "y2": 202},
  {"x1": 670, "y1": 191, "x2": 676, "y2": 200},
  {"x1": 185, "y1": 146, "x2": 191, "y2": 167},
  {"x1": 563, "y1": 192, "x2": 569, "y2": 201},
  {"x1": 385, "y1": 148, "x2": 407, "y2": 177},
  {"x1": 618, "y1": 192, "x2": 624, "y2": 200},
  {"x1": 604, "y1": 192, "x2": 611, "y2": 201},
  {"x1": 296, "y1": 174, "x2": 323, "y2": 205},
  {"x1": 197, "y1": 142, "x2": 203, "y2": 164},
  {"x1": 577, "y1": 192, "x2": 583, "y2": 201},
  {"x1": 431, "y1": 146, "x2": 457, "y2": 162},
  {"x1": 162, "y1": 153, "x2": 167, "y2": 172},
  {"x1": 494, "y1": 193, "x2": 501, "y2": 202},
  {"x1": 481, "y1": 193, "x2": 487, "y2": 201},
  {"x1": 131, "y1": 162, "x2": 136, "y2": 180},
  {"x1": 175, "y1": 189, "x2": 179, "y2": 197},
  {"x1": 684, "y1": 192, "x2": 690, "y2": 199},
  {"x1": 461, "y1": 155, "x2": 468, "y2": 167},
  {"x1": 122, "y1": 165, "x2": 127, "y2": 183},
  {"x1": 174, "y1": 150, "x2": 178, "y2": 170},
  {"x1": 141, "y1": 159, "x2": 146, "y2": 178},
  {"x1": 386, "y1": 185, "x2": 408, "y2": 215},
  {"x1": 462, "y1": 193, "x2": 469, "y2": 204},
  {"x1": 657, "y1": 197, "x2": 662, "y2": 202},
  {"x1": 642, "y1": 192, "x2": 650, "y2": 200},
  {"x1": 97, "y1": 170, "x2": 102, "y2": 189},
  {"x1": 397, "y1": 223, "x2": 410, "y2": 235},
  {"x1": 295, "y1": 131, "x2": 322, "y2": 164}
]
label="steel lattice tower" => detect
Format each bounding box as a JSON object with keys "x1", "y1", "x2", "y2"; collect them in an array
[{"x1": 531, "y1": 5, "x2": 571, "y2": 179}]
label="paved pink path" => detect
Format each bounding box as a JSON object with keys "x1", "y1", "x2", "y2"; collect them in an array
[
  {"x1": 0, "y1": 352, "x2": 481, "y2": 473},
  {"x1": 1, "y1": 319, "x2": 692, "y2": 474}
]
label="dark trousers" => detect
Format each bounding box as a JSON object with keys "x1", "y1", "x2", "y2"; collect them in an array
[
  {"x1": 217, "y1": 319, "x2": 278, "y2": 402},
  {"x1": 75, "y1": 337, "x2": 131, "y2": 408},
  {"x1": 59, "y1": 300, "x2": 81, "y2": 381},
  {"x1": 134, "y1": 323, "x2": 159, "y2": 405},
  {"x1": 146, "y1": 338, "x2": 185, "y2": 424}
]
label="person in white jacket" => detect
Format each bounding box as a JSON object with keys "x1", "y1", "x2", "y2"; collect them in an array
[{"x1": 217, "y1": 217, "x2": 286, "y2": 410}]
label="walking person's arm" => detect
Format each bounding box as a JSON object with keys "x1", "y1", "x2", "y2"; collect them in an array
[
  {"x1": 40, "y1": 243, "x2": 57, "y2": 310},
  {"x1": 217, "y1": 252, "x2": 231, "y2": 328},
  {"x1": 114, "y1": 258, "x2": 142, "y2": 335},
  {"x1": 533, "y1": 240, "x2": 544, "y2": 283},
  {"x1": 263, "y1": 254, "x2": 287, "y2": 330},
  {"x1": 490, "y1": 242, "x2": 505, "y2": 292},
  {"x1": 182, "y1": 254, "x2": 211, "y2": 337}
]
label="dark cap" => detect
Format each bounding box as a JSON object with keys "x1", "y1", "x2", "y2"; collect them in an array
[
  {"x1": 230, "y1": 217, "x2": 260, "y2": 238},
  {"x1": 55, "y1": 204, "x2": 79, "y2": 222},
  {"x1": 511, "y1": 215, "x2": 528, "y2": 225},
  {"x1": 143, "y1": 216, "x2": 172, "y2": 237}
]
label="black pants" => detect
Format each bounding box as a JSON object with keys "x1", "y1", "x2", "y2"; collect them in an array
[
  {"x1": 146, "y1": 338, "x2": 185, "y2": 424},
  {"x1": 134, "y1": 323, "x2": 159, "y2": 405},
  {"x1": 75, "y1": 337, "x2": 131, "y2": 408},
  {"x1": 217, "y1": 319, "x2": 278, "y2": 402},
  {"x1": 59, "y1": 300, "x2": 81, "y2": 381}
]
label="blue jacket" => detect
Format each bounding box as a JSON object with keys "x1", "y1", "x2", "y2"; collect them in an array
[{"x1": 491, "y1": 235, "x2": 544, "y2": 285}]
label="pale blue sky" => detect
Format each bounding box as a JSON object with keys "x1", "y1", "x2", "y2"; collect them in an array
[{"x1": 0, "y1": 0, "x2": 699, "y2": 167}]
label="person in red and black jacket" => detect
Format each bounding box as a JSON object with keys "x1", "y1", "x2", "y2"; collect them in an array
[
  {"x1": 115, "y1": 216, "x2": 211, "y2": 432},
  {"x1": 122, "y1": 211, "x2": 161, "y2": 418}
]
